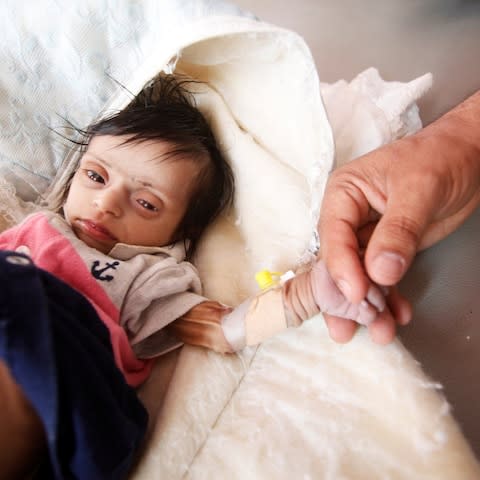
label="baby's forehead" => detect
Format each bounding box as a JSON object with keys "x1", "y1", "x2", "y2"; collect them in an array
[
  {"x1": 87, "y1": 134, "x2": 172, "y2": 157},
  {"x1": 86, "y1": 134, "x2": 201, "y2": 165},
  {"x1": 83, "y1": 134, "x2": 202, "y2": 188}
]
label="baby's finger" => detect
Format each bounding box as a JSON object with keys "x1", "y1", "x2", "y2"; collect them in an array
[
  {"x1": 366, "y1": 284, "x2": 386, "y2": 312},
  {"x1": 357, "y1": 300, "x2": 378, "y2": 326},
  {"x1": 323, "y1": 314, "x2": 358, "y2": 343},
  {"x1": 367, "y1": 307, "x2": 397, "y2": 345}
]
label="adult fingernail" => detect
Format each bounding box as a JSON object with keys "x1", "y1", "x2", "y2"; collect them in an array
[
  {"x1": 371, "y1": 252, "x2": 406, "y2": 284},
  {"x1": 337, "y1": 279, "x2": 351, "y2": 299}
]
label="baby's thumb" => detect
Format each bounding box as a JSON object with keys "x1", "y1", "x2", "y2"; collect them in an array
[{"x1": 365, "y1": 200, "x2": 433, "y2": 285}]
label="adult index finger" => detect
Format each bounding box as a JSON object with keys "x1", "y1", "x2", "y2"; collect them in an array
[{"x1": 319, "y1": 175, "x2": 372, "y2": 304}]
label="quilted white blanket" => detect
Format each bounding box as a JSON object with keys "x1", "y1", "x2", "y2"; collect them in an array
[{"x1": 0, "y1": 1, "x2": 478, "y2": 478}]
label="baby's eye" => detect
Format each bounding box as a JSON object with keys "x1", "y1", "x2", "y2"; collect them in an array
[
  {"x1": 136, "y1": 198, "x2": 159, "y2": 212},
  {"x1": 86, "y1": 170, "x2": 105, "y2": 184}
]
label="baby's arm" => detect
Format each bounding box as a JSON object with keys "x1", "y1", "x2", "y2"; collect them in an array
[
  {"x1": 168, "y1": 259, "x2": 387, "y2": 353},
  {"x1": 166, "y1": 301, "x2": 235, "y2": 353}
]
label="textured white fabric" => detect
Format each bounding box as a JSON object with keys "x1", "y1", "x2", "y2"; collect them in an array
[
  {"x1": 0, "y1": 1, "x2": 478, "y2": 478},
  {"x1": 320, "y1": 67, "x2": 433, "y2": 167},
  {"x1": 137, "y1": 325, "x2": 480, "y2": 479}
]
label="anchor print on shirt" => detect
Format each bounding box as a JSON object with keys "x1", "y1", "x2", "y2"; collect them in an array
[{"x1": 91, "y1": 260, "x2": 120, "y2": 282}]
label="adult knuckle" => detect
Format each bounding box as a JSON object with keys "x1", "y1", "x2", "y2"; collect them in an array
[{"x1": 385, "y1": 215, "x2": 422, "y2": 246}]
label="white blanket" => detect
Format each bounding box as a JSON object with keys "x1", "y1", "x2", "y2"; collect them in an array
[{"x1": 0, "y1": 1, "x2": 478, "y2": 478}]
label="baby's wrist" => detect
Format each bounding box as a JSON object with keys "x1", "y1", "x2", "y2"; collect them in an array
[{"x1": 282, "y1": 271, "x2": 320, "y2": 326}]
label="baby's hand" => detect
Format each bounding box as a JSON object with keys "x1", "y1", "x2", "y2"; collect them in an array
[
  {"x1": 282, "y1": 259, "x2": 388, "y2": 327},
  {"x1": 308, "y1": 260, "x2": 386, "y2": 326}
]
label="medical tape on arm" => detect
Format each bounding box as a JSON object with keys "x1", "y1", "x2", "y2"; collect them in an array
[
  {"x1": 221, "y1": 288, "x2": 287, "y2": 349},
  {"x1": 221, "y1": 271, "x2": 320, "y2": 350}
]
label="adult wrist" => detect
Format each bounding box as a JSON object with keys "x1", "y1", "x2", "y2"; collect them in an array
[{"x1": 423, "y1": 90, "x2": 480, "y2": 179}]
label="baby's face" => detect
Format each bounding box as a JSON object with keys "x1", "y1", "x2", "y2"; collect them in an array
[{"x1": 63, "y1": 134, "x2": 200, "y2": 254}]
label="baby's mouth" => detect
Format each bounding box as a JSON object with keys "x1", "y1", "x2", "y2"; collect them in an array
[{"x1": 76, "y1": 219, "x2": 118, "y2": 243}]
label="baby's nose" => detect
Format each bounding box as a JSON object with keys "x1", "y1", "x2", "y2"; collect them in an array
[{"x1": 93, "y1": 189, "x2": 122, "y2": 217}]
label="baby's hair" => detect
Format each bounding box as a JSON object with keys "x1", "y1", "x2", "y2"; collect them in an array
[{"x1": 59, "y1": 73, "x2": 234, "y2": 259}]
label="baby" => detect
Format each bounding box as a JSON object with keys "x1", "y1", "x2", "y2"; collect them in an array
[{"x1": 0, "y1": 74, "x2": 388, "y2": 479}]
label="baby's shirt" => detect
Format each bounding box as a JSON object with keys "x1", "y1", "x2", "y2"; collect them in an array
[{"x1": 0, "y1": 211, "x2": 206, "y2": 386}]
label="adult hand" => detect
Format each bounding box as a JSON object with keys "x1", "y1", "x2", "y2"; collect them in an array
[{"x1": 319, "y1": 90, "x2": 480, "y2": 344}]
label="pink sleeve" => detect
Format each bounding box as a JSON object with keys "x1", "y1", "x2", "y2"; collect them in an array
[{"x1": 0, "y1": 220, "x2": 27, "y2": 251}]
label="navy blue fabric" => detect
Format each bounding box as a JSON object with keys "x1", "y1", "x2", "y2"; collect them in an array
[{"x1": 0, "y1": 251, "x2": 148, "y2": 480}]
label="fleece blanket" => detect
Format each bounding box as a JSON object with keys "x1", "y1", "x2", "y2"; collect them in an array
[{"x1": 0, "y1": 1, "x2": 478, "y2": 478}]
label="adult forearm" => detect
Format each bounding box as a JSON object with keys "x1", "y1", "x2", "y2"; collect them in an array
[
  {"x1": 435, "y1": 89, "x2": 480, "y2": 151},
  {"x1": 410, "y1": 89, "x2": 480, "y2": 248},
  {"x1": 421, "y1": 89, "x2": 480, "y2": 195}
]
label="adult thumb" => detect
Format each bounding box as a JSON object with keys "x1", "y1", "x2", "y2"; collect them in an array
[{"x1": 364, "y1": 192, "x2": 436, "y2": 285}]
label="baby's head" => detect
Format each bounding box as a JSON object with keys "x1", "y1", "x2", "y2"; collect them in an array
[{"x1": 62, "y1": 74, "x2": 234, "y2": 259}]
